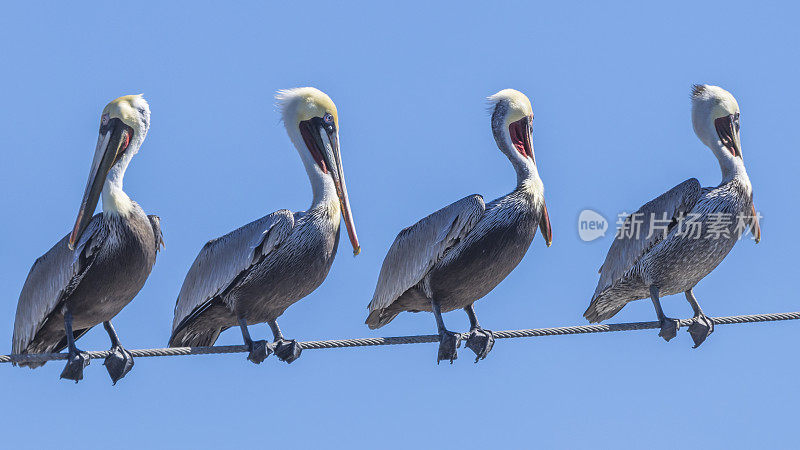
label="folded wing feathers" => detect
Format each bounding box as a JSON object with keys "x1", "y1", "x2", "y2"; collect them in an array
[
  {"x1": 368, "y1": 195, "x2": 485, "y2": 314},
  {"x1": 593, "y1": 178, "x2": 702, "y2": 299},
  {"x1": 12, "y1": 216, "x2": 106, "y2": 355},
  {"x1": 171, "y1": 210, "x2": 294, "y2": 332}
]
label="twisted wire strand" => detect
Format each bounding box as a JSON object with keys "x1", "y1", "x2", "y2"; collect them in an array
[{"x1": 3, "y1": 311, "x2": 798, "y2": 364}]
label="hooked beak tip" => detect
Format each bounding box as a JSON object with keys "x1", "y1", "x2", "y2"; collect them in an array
[
  {"x1": 353, "y1": 246, "x2": 361, "y2": 256},
  {"x1": 67, "y1": 229, "x2": 79, "y2": 250}
]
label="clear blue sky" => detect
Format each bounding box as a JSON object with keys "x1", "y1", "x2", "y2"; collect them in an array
[{"x1": 0, "y1": 1, "x2": 797, "y2": 448}]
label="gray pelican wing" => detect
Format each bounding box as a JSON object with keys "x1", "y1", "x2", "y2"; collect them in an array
[
  {"x1": 172, "y1": 210, "x2": 295, "y2": 332},
  {"x1": 368, "y1": 195, "x2": 485, "y2": 318},
  {"x1": 12, "y1": 215, "x2": 108, "y2": 355},
  {"x1": 594, "y1": 178, "x2": 702, "y2": 298}
]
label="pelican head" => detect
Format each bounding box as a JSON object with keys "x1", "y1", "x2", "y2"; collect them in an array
[
  {"x1": 276, "y1": 87, "x2": 360, "y2": 255},
  {"x1": 488, "y1": 89, "x2": 551, "y2": 246},
  {"x1": 692, "y1": 84, "x2": 742, "y2": 166},
  {"x1": 69, "y1": 94, "x2": 151, "y2": 249},
  {"x1": 489, "y1": 89, "x2": 537, "y2": 171},
  {"x1": 692, "y1": 84, "x2": 759, "y2": 241}
]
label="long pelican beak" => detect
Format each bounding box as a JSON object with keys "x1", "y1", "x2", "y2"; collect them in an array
[
  {"x1": 510, "y1": 116, "x2": 550, "y2": 246},
  {"x1": 714, "y1": 113, "x2": 742, "y2": 158},
  {"x1": 68, "y1": 118, "x2": 133, "y2": 249},
  {"x1": 326, "y1": 130, "x2": 361, "y2": 255},
  {"x1": 508, "y1": 116, "x2": 535, "y2": 163},
  {"x1": 539, "y1": 201, "x2": 552, "y2": 247},
  {"x1": 299, "y1": 117, "x2": 361, "y2": 255},
  {"x1": 750, "y1": 203, "x2": 761, "y2": 244}
]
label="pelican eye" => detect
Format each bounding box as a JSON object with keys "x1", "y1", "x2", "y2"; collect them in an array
[
  {"x1": 734, "y1": 113, "x2": 740, "y2": 132},
  {"x1": 321, "y1": 113, "x2": 335, "y2": 132},
  {"x1": 101, "y1": 114, "x2": 109, "y2": 126}
]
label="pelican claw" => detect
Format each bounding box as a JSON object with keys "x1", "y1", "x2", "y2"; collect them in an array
[
  {"x1": 688, "y1": 314, "x2": 714, "y2": 348},
  {"x1": 437, "y1": 330, "x2": 461, "y2": 364},
  {"x1": 658, "y1": 318, "x2": 680, "y2": 342},
  {"x1": 274, "y1": 339, "x2": 302, "y2": 364},
  {"x1": 104, "y1": 345, "x2": 134, "y2": 385},
  {"x1": 60, "y1": 349, "x2": 90, "y2": 383},
  {"x1": 246, "y1": 340, "x2": 271, "y2": 365},
  {"x1": 465, "y1": 327, "x2": 495, "y2": 362}
]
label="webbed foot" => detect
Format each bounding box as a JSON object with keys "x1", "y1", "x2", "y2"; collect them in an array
[
  {"x1": 658, "y1": 318, "x2": 680, "y2": 342},
  {"x1": 437, "y1": 330, "x2": 461, "y2": 364},
  {"x1": 104, "y1": 345, "x2": 134, "y2": 385},
  {"x1": 465, "y1": 327, "x2": 495, "y2": 362},
  {"x1": 688, "y1": 314, "x2": 714, "y2": 348},
  {"x1": 246, "y1": 340, "x2": 271, "y2": 365},
  {"x1": 274, "y1": 339, "x2": 302, "y2": 364},
  {"x1": 60, "y1": 349, "x2": 90, "y2": 383}
]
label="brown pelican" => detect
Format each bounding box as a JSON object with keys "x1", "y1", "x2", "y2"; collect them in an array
[
  {"x1": 12, "y1": 95, "x2": 163, "y2": 383},
  {"x1": 169, "y1": 87, "x2": 360, "y2": 364},
  {"x1": 585, "y1": 85, "x2": 760, "y2": 347},
  {"x1": 366, "y1": 89, "x2": 552, "y2": 363}
]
